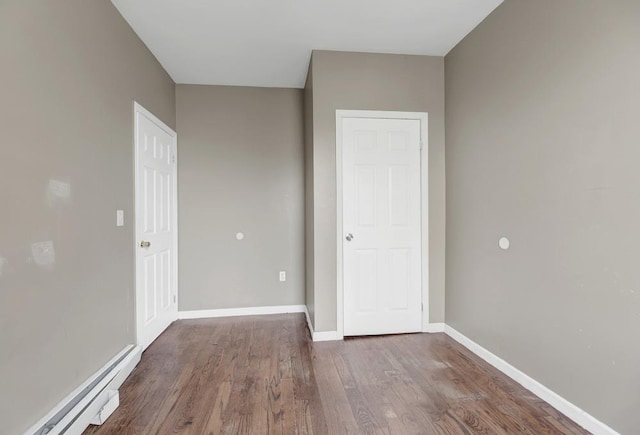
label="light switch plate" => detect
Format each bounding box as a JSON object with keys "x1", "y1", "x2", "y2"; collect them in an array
[
  {"x1": 279, "y1": 271, "x2": 286, "y2": 282},
  {"x1": 116, "y1": 210, "x2": 124, "y2": 227}
]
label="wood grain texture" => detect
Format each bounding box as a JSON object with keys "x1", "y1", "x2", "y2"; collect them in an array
[{"x1": 84, "y1": 314, "x2": 589, "y2": 434}]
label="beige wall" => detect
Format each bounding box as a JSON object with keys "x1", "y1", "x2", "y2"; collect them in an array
[
  {"x1": 309, "y1": 50, "x2": 446, "y2": 332},
  {"x1": 304, "y1": 62, "x2": 316, "y2": 326},
  {"x1": 445, "y1": 1, "x2": 640, "y2": 433},
  {"x1": 176, "y1": 85, "x2": 305, "y2": 311},
  {"x1": 0, "y1": 1, "x2": 175, "y2": 433}
]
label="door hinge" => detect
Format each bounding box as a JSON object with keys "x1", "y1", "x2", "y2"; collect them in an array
[
  {"x1": 420, "y1": 140, "x2": 424, "y2": 151},
  {"x1": 172, "y1": 155, "x2": 176, "y2": 164},
  {"x1": 173, "y1": 294, "x2": 177, "y2": 304}
]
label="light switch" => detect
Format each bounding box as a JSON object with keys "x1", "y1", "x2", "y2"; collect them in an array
[
  {"x1": 279, "y1": 271, "x2": 286, "y2": 282},
  {"x1": 116, "y1": 210, "x2": 124, "y2": 227}
]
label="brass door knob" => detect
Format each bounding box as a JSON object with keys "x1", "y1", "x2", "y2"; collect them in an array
[{"x1": 140, "y1": 241, "x2": 151, "y2": 248}]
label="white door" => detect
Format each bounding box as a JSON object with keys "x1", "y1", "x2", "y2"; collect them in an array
[
  {"x1": 134, "y1": 103, "x2": 178, "y2": 350},
  {"x1": 342, "y1": 117, "x2": 422, "y2": 336}
]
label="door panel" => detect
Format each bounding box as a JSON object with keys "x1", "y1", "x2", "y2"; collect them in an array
[
  {"x1": 144, "y1": 255, "x2": 156, "y2": 323},
  {"x1": 389, "y1": 165, "x2": 409, "y2": 226},
  {"x1": 389, "y1": 248, "x2": 410, "y2": 310},
  {"x1": 356, "y1": 165, "x2": 376, "y2": 226},
  {"x1": 356, "y1": 249, "x2": 378, "y2": 312},
  {"x1": 343, "y1": 117, "x2": 422, "y2": 336},
  {"x1": 159, "y1": 249, "x2": 171, "y2": 310},
  {"x1": 136, "y1": 105, "x2": 177, "y2": 350}
]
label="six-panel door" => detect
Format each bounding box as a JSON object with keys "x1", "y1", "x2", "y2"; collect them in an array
[
  {"x1": 135, "y1": 108, "x2": 177, "y2": 350},
  {"x1": 342, "y1": 117, "x2": 423, "y2": 336}
]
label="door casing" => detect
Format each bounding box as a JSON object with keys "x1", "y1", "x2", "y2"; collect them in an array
[{"x1": 336, "y1": 110, "x2": 429, "y2": 339}]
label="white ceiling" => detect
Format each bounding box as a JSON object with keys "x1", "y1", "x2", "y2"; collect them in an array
[{"x1": 111, "y1": 0, "x2": 503, "y2": 89}]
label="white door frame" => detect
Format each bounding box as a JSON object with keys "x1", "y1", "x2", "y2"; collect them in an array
[
  {"x1": 336, "y1": 110, "x2": 429, "y2": 339},
  {"x1": 133, "y1": 101, "x2": 179, "y2": 348}
]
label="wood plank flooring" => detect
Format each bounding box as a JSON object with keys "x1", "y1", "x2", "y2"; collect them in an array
[{"x1": 84, "y1": 314, "x2": 589, "y2": 434}]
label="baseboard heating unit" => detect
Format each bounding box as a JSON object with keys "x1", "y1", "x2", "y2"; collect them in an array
[{"x1": 26, "y1": 345, "x2": 141, "y2": 435}]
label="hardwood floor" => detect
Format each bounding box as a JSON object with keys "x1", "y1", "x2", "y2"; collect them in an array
[{"x1": 84, "y1": 314, "x2": 589, "y2": 434}]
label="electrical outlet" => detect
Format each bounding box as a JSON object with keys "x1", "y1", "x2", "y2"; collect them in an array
[{"x1": 279, "y1": 271, "x2": 286, "y2": 282}]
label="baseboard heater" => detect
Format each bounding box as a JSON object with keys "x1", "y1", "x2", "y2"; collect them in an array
[{"x1": 26, "y1": 345, "x2": 142, "y2": 435}]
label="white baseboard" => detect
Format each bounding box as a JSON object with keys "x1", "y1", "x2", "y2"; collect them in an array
[
  {"x1": 178, "y1": 304, "x2": 306, "y2": 320},
  {"x1": 311, "y1": 330, "x2": 340, "y2": 341},
  {"x1": 423, "y1": 322, "x2": 445, "y2": 333},
  {"x1": 444, "y1": 325, "x2": 619, "y2": 435},
  {"x1": 303, "y1": 306, "x2": 313, "y2": 338},
  {"x1": 26, "y1": 345, "x2": 142, "y2": 435},
  {"x1": 303, "y1": 306, "x2": 340, "y2": 342}
]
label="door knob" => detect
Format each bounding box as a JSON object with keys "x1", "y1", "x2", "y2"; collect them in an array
[
  {"x1": 140, "y1": 241, "x2": 151, "y2": 248},
  {"x1": 345, "y1": 233, "x2": 354, "y2": 242}
]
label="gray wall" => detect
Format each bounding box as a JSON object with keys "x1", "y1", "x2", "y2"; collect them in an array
[
  {"x1": 309, "y1": 50, "x2": 446, "y2": 332},
  {"x1": 445, "y1": 1, "x2": 640, "y2": 433},
  {"x1": 176, "y1": 85, "x2": 305, "y2": 311},
  {"x1": 0, "y1": 1, "x2": 175, "y2": 433},
  {"x1": 304, "y1": 62, "x2": 316, "y2": 326}
]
